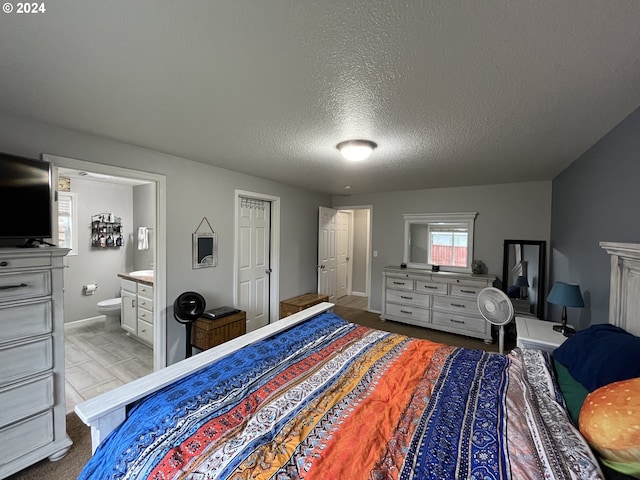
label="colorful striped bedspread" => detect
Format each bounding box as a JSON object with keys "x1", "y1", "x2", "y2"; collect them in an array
[{"x1": 79, "y1": 312, "x2": 603, "y2": 479}]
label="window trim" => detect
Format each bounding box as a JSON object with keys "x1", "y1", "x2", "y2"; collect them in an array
[
  {"x1": 57, "y1": 191, "x2": 78, "y2": 256},
  {"x1": 403, "y1": 212, "x2": 477, "y2": 273}
]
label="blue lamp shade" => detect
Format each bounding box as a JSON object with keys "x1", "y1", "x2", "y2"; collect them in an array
[
  {"x1": 547, "y1": 282, "x2": 584, "y2": 308},
  {"x1": 515, "y1": 275, "x2": 529, "y2": 288}
]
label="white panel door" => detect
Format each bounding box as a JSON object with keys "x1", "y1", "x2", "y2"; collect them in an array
[
  {"x1": 335, "y1": 211, "x2": 350, "y2": 299},
  {"x1": 237, "y1": 197, "x2": 271, "y2": 332},
  {"x1": 318, "y1": 207, "x2": 337, "y2": 303}
]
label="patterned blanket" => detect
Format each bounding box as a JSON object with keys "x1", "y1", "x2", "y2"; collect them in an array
[{"x1": 79, "y1": 312, "x2": 603, "y2": 479}]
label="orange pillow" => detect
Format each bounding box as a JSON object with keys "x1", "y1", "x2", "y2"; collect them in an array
[{"x1": 580, "y1": 378, "x2": 640, "y2": 465}]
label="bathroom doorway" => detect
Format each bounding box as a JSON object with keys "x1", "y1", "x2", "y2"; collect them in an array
[{"x1": 45, "y1": 154, "x2": 166, "y2": 410}]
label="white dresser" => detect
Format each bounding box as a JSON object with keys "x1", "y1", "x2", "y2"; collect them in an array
[
  {"x1": 0, "y1": 247, "x2": 72, "y2": 479},
  {"x1": 381, "y1": 266, "x2": 496, "y2": 343}
]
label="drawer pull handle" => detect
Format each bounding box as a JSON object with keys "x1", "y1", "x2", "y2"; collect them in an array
[
  {"x1": 400, "y1": 310, "x2": 412, "y2": 315},
  {"x1": 400, "y1": 295, "x2": 413, "y2": 300},
  {"x1": 450, "y1": 318, "x2": 465, "y2": 324},
  {"x1": 460, "y1": 289, "x2": 476, "y2": 294},
  {"x1": 451, "y1": 303, "x2": 466, "y2": 308},
  {"x1": 0, "y1": 283, "x2": 28, "y2": 290},
  {"x1": 0, "y1": 261, "x2": 8, "y2": 267},
  {"x1": 423, "y1": 285, "x2": 438, "y2": 289},
  {"x1": 393, "y1": 281, "x2": 406, "y2": 285}
]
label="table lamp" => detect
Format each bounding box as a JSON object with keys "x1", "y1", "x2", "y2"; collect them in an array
[
  {"x1": 515, "y1": 275, "x2": 529, "y2": 299},
  {"x1": 546, "y1": 281, "x2": 584, "y2": 336}
]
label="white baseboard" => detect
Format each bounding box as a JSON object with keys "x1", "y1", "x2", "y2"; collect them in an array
[
  {"x1": 65, "y1": 315, "x2": 104, "y2": 327},
  {"x1": 351, "y1": 291, "x2": 367, "y2": 297}
]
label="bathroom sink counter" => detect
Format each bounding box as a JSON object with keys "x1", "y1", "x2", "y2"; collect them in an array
[{"x1": 118, "y1": 273, "x2": 154, "y2": 286}]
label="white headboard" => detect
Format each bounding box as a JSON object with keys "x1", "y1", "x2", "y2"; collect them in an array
[{"x1": 600, "y1": 242, "x2": 640, "y2": 337}]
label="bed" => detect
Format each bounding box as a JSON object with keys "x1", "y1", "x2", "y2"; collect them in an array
[{"x1": 74, "y1": 242, "x2": 640, "y2": 479}]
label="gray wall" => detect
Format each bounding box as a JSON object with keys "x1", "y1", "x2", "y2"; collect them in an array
[
  {"x1": 550, "y1": 106, "x2": 640, "y2": 329},
  {"x1": 0, "y1": 111, "x2": 330, "y2": 365},
  {"x1": 63, "y1": 177, "x2": 133, "y2": 322},
  {"x1": 333, "y1": 181, "x2": 552, "y2": 312}
]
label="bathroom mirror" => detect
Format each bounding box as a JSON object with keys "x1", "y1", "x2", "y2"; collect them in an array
[
  {"x1": 502, "y1": 240, "x2": 546, "y2": 318},
  {"x1": 193, "y1": 232, "x2": 217, "y2": 269}
]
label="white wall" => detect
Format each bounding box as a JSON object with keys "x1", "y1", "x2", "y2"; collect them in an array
[
  {"x1": 333, "y1": 181, "x2": 552, "y2": 312},
  {"x1": 0, "y1": 112, "x2": 330, "y2": 365}
]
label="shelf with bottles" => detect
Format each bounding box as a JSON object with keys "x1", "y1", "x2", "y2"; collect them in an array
[{"x1": 91, "y1": 213, "x2": 124, "y2": 248}]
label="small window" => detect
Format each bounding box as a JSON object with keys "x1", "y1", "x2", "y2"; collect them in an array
[
  {"x1": 58, "y1": 192, "x2": 78, "y2": 255},
  {"x1": 403, "y1": 212, "x2": 477, "y2": 272}
]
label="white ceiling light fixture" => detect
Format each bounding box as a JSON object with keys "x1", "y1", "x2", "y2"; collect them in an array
[{"x1": 336, "y1": 140, "x2": 377, "y2": 162}]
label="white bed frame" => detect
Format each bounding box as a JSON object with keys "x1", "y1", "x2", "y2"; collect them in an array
[
  {"x1": 76, "y1": 243, "x2": 640, "y2": 454},
  {"x1": 600, "y1": 242, "x2": 640, "y2": 337},
  {"x1": 75, "y1": 302, "x2": 335, "y2": 452}
]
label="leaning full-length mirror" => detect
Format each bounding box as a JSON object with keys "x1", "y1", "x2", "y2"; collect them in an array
[{"x1": 502, "y1": 240, "x2": 546, "y2": 318}]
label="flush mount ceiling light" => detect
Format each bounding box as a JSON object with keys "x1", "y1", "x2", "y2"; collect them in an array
[{"x1": 336, "y1": 139, "x2": 377, "y2": 161}]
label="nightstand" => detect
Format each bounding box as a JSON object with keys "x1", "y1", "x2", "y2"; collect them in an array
[{"x1": 515, "y1": 316, "x2": 569, "y2": 354}]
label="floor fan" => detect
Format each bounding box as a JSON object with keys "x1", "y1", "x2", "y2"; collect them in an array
[
  {"x1": 477, "y1": 287, "x2": 514, "y2": 354},
  {"x1": 173, "y1": 291, "x2": 206, "y2": 359}
]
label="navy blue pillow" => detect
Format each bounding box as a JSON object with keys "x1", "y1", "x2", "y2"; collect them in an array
[{"x1": 553, "y1": 323, "x2": 640, "y2": 392}]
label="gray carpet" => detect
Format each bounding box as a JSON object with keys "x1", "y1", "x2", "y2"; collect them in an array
[
  {"x1": 333, "y1": 305, "x2": 511, "y2": 352},
  {"x1": 7, "y1": 412, "x2": 91, "y2": 480}
]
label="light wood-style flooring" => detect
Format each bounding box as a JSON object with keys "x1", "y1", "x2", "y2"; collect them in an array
[
  {"x1": 336, "y1": 294, "x2": 368, "y2": 310},
  {"x1": 64, "y1": 318, "x2": 153, "y2": 414}
]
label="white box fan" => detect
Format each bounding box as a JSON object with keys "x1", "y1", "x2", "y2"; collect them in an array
[{"x1": 477, "y1": 287, "x2": 514, "y2": 354}]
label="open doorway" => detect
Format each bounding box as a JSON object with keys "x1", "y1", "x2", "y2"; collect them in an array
[
  {"x1": 44, "y1": 154, "x2": 166, "y2": 413},
  {"x1": 318, "y1": 206, "x2": 371, "y2": 311}
]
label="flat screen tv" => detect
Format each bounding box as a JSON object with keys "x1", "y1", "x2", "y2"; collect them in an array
[{"x1": 0, "y1": 152, "x2": 54, "y2": 244}]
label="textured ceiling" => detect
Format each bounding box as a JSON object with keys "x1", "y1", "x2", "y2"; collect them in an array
[{"x1": 1, "y1": 1, "x2": 640, "y2": 195}]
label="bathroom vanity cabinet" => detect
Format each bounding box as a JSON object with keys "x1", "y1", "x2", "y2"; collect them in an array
[
  {"x1": 0, "y1": 247, "x2": 72, "y2": 479},
  {"x1": 119, "y1": 277, "x2": 154, "y2": 346}
]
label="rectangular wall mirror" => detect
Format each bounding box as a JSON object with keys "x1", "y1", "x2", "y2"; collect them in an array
[
  {"x1": 502, "y1": 240, "x2": 546, "y2": 318},
  {"x1": 403, "y1": 212, "x2": 477, "y2": 273}
]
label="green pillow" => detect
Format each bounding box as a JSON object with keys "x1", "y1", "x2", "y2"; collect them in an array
[{"x1": 553, "y1": 358, "x2": 589, "y2": 425}]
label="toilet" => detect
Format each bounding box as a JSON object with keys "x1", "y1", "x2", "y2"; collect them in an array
[{"x1": 97, "y1": 297, "x2": 122, "y2": 331}]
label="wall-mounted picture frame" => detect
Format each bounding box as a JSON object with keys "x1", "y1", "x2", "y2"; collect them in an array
[{"x1": 193, "y1": 232, "x2": 217, "y2": 269}]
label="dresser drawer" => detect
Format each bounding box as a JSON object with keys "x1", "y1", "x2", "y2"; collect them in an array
[
  {"x1": 432, "y1": 310, "x2": 487, "y2": 335},
  {"x1": 137, "y1": 319, "x2": 153, "y2": 344},
  {"x1": 449, "y1": 283, "x2": 484, "y2": 298},
  {"x1": 415, "y1": 280, "x2": 447, "y2": 295},
  {"x1": 433, "y1": 295, "x2": 480, "y2": 315},
  {"x1": 0, "y1": 410, "x2": 53, "y2": 466},
  {"x1": 0, "y1": 299, "x2": 51, "y2": 343},
  {"x1": 0, "y1": 270, "x2": 50, "y2": 302},
  {"x1": 0, "y1": 374, "x2": 53, "y2": 428},
  {"x1": 0, "y1": 337, "x2": 52, "y2": 385},
  {"x1": 386, "y1": 289, "x2": 430, "y2": 308},
  {"x1": 137, "y1": 283, "x2": 153, "y2": 298},
  {"x1": 385, "y1": 277, "x2": 414, "y2": 291},
  {"x1": 385, "y1": 303, "x2": 430, "y2": 323},
  {"x1": 0, "y1": 255, "x2": 51, "y2": 271}
]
